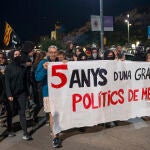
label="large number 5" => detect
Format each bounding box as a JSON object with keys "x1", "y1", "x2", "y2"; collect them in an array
[{"x1": 51, "y1": 64, "x2": 68, "y2": 88}]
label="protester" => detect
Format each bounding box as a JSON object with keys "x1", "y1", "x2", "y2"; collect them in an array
[
  {"x1": 21, "y1": 41, "x2": 36, "y2": 118},
  {"x1": 85, "y1": 47, "x2": 92, "y2": 60},
  {"x1": 0, "y1": 52, "x2": 8, "y2": 127},
  {"x1": 146, "y1": 53, "x2": 150, "y2": 62},
  {"x1": 0, "y1": 70, "x2": 6, "y2": 127},
  {"x1": 57, "y1": 50, "x2": 66, "y2": 62},
  {"x1": 35, "y1": 45, "x2": 61, "y2": 148},
  {"x1": 74, "y1": 46, "x2": 87, "y2": 61},
  {"x1": 104, "y1": 50, "x2": 116, "y2": 60},
  {"x1": 103, "y1": 50, "x2": 118, "y2": 127},
  {"x1": 5, "y1": 49, "x2": 32, "y2": 140},
  {"x1": 0, "y1": 52, "x2": 7, "y2": 74},
  {"x1": 32, "y1": 51, "x2": 46, "y2": 122},
  {"x1": 133, "y1": 46, "x2": 146, "y2": 61},
  {"x1": 65, "y1": 41, "x2": 74, "y2": 61},
  {"x1": 90, "y1": 47, "x2": 102, "y2": 60}
]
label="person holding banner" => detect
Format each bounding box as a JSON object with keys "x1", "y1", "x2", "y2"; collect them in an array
[
  {"x1": 90, "y1": 47, "x2": 102, "y2": 60},
  {"x1": 146, "y1": 53, "x2": 150, "y2": 62},
  {"x1": 103, "y1": 50, "x2": 119, "y2": 127},
  {"x1": 35, "y1": 45, "x2": 61, "y2": 148}
]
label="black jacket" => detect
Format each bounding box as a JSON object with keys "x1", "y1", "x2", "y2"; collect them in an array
[
  {"x1": 5, "y1": 61, "x2": 29, "y2": 98},
  {"x1": 0, "y1": 73, "x2": 4, "y2": 103}
]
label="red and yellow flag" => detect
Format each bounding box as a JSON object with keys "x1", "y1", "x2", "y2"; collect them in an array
[{"x1": 3, "y1": 22, "x2": 13, "y2": 46}]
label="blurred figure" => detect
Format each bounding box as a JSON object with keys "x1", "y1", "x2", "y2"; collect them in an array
[
  {"x1": 141, "y1": 52, "x2": 150, "y2": 121},
  {"x1": 32, "y1": 51, "x2": 46, "y2": 122},
  {"x1": 65, "y1": 41, "x2": 74, "y2": 61},
  {"x1": 0, "y1": 52, "x2": 8, "y2": 127},
  {"x1": 5, "y1": 50, "x2": 32, "y2": 140},
  {"x1": 146, "y1": 53, "x2": 150, "y2": 62},
  {"x1": 74, "y1": 46, "x2": 86, "y2": 61},
  {"x1": 0, "y1": 52, "x2": 7, "y2": 74},
  {"x1": 103, "y1": 50, "x2": 118, "y2": 127},
  {"x1": 57, "y1": 51, "x2": 66, "y2": 62},
  {"x1": 85, "y1": 47, "x2": 92, "y2": 60},
  {"x1": 113, "y1": 49, "x2": 118, "y2": 60},
  {"x1": 90, "y1": 47, "x2": 102, "y2": 60},
  {"x1": 21, "y1": 41, "x2": 36, "y2": 118},
  {"x1": 116, "y1": 45, "x2": 125, "y2": 60},
  {"x1": 133, "y1": 46, "x2": 146, "y2": 61},
  {"x1": 104, "y1": 50, "x2": 115, "y2": 60},
  {"x1": 0, "y1": 52, "x2": 4, "y2": 64},
  {"x1": 77, "y1": 53, "x2": 87, "y2": 61}
]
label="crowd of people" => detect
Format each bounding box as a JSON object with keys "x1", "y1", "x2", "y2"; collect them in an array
[{"x1": 0, "y1": 41, "x2": 150, "y2": 148}]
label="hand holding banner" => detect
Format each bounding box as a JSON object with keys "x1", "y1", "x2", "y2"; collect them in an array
[{"x1": 48, "y1": 60, "x2": 150, "y2": 134}]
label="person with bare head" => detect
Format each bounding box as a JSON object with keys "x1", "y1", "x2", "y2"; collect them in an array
[
  {"x1": 65, "y1": 41, "x2": 74, "y2": 61},
  {"x1": 32, "y1": 51, "x2": 46, "y2": 122},
  {"x1": 146, "y1": 53, "x2": 150, "y2": 62},
  {"x1": 35, "y1": 45, "x2": 61, "y2": 148},
  {"x1": 57, "y1": 50, "x2": 66, "y2": 62}
]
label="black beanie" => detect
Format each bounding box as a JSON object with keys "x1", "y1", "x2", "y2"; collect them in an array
[{"x1": 21, "y1": 41, "x2": 34, "y2": 53}]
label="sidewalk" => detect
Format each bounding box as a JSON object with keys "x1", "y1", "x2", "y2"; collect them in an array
[{"x1": 0, "y1": 117, "x2": 150, "y2": 150}]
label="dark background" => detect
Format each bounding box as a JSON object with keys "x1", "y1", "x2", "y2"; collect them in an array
[{"x1": 0, "y1": 0, "x2": 150, "y2": 41}]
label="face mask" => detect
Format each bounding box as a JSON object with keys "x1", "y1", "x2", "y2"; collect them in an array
[
  {"x1": 92, "y1": 53, "x2": 97, "y2": 59},
  {"x1": 30, "y1": 56, "x2": 33, "y2": 62},
  {"x1": 106, "y1": 56, "x2": 114, "y2": 60},
  {"x1": 14, "y1": 56, "x2": 22, "y2": 64}
]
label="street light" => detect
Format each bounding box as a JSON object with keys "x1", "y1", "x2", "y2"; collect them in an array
[{"x1": 125, "y1": 14, "x2": 131, "y2": 44}]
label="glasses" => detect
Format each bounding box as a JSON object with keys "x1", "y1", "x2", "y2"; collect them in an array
[{"x1": 49, "y1": 52, "x2": 57, "y2": 54}]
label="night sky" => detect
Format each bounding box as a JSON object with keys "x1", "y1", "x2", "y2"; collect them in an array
[{"x1": 0, "y1": 0, "x2": 150, "y2": 41}]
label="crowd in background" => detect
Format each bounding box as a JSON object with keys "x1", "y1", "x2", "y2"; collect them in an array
[{"x1": 0, "y1": 41, "x2": 150, "y2": 147}]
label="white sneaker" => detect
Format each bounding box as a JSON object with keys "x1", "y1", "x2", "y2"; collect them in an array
[
  {"x1": 22, "y1": 135, "x2": 32, "y2": 140},
  {"x1": 8, "y1": 132, "x2": 16, "y2": 137}
]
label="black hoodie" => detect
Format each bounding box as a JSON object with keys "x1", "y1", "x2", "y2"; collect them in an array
[{"x1": 5, "y1": 60, "x2": 29, "y2": 98}]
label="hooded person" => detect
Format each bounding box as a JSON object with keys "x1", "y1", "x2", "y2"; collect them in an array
[
  {"x1": 4, "y1": 49, "x2": 32, "y2": 140},
  {"x1": 133, "y1": 46, "x2": 146, "y2": 61},
  {"x1": 21, "y1": 41, "x2": 35, "y2": 63},
  {"x1": 21, "y1": 41, "x2": 37, "y2": 116},
  {"x1": 90, "y1": 47, "x2": 102, "y2": 60},
  {"x1": 104, "y1": 50, "x2": 115, "y2": 60}
]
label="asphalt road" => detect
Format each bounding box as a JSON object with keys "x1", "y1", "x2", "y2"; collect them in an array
[{"x1": 0, "y1": 116, "x2": 150, "y2": 150}]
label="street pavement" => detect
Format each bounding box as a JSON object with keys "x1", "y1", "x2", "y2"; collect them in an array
[{"x1": 1, "y1": 114, "x2": 150, "y2": 150}]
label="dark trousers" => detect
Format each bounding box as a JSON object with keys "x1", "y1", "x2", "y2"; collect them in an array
[
  {"x1": 30, "y1": 80, "x2": 43, "y2": 118},
  {"x1": 6, "y1": 92, "x2": 28, "y2": 135}
]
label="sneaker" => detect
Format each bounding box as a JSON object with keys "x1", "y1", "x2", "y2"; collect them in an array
[
  {"x1": 45, "y1": 120, "x2": 50, "y2": 126},
  {"x1": 22, "y1": 135, "x2": 32, "y2": 141},
  {"x1": 8, "y1": 132, "x2": 16, "y2": 137},
  {"x1": 52, "y1": 137, "x2": 61, "y2": 148}
]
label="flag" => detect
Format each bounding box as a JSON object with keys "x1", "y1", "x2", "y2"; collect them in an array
[
  {"x1": 91, "y1": 15, "x2": 101, "y2": 31},
  {"x1": 3, "y1": 22, "x2": 13, "y2": 46},
  {"x1": 104, "y1": 16, "x2": 113, "y2": 31},
  {"x1": 11, "y1": 32, "x2": 20, "y2": 47},
  {"x1": 91, "y1": 15, "x2": 114, "y2": 31}
]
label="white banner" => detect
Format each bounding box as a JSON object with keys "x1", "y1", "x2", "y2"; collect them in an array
[{"x1": 48, "y1": 60, "x2": 150, "y2": 134}]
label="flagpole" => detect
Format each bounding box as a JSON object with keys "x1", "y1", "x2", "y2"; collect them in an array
[{"x1": 100, "y1": 0, "x2": 104, "y2": 51}]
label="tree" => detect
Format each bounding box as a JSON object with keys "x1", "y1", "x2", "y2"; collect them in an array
[{"x1": 39, "y1": 36, "x2": 65, "y2": 51}]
